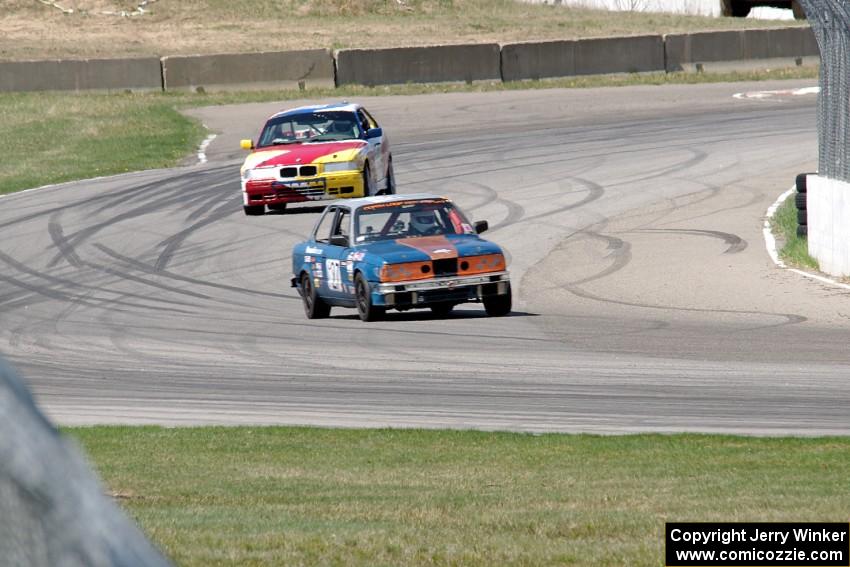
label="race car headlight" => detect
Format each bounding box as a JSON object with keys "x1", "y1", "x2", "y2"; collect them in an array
[
  {"x1": 242, "y1": 167, "x2": 276, "y2": 181},
  {"x1": 322, "y1": 161, "x2": 359, "y2": 173}
]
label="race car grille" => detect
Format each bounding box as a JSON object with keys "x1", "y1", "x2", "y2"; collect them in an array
[
  {"x1": 432, "y1": 258, "x2": 458, "y2": 277},
  {"x1": 271, "y1": 178, "x2": 328, "y2": 198},
  {"x1": 280, "y1": 165, "x2": 318, "y2": 178}
]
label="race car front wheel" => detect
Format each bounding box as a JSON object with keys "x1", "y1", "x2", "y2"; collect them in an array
[
  {"x1": 302, "y1": 273, "x2": 331, "y2": 319},
  {"x1": 244, "y1": 205, "x2": 265, "y2": 216},
  {"x1": 430, "y1": 302, "x2": 454, "y2": 317},
  {"x1": 355, "y1": 273, "x2": 384, "y2": 322},
  {"x1": 483, "y1": 283, "x2": 512, "y2": 317}
]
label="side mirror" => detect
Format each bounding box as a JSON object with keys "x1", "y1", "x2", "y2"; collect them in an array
[
  {"x1": 240, "y1": 139, "x2": 254, "y2": 150},
  {"x1": 365, "y1": 128, "x2": 383, "y2": 140},
  {"x1": 330, "y1": 235, "x2": 349, "y2": 247},
  {"x1": 474, "y1": 220, "x2": 489, "y2": 234}
]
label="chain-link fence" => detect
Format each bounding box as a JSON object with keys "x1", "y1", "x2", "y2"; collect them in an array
[{"x1": 800, "y1": 0, "x2": 850, "y2": 181}]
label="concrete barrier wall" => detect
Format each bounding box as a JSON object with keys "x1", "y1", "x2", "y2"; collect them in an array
[
  {"x1": 161, "y1": 49, "x2": 335, "y2": 91},
  {"x1": 576, "y1": 35, "x2": 665, "y2": 75},
  {"x1": 502, "y1": 35, "x2": 665, "y2": 81},
  {"x1": 0, "y1": 28, "x2": 820, "y2": 92},
  {"x1": 0, "y1": 57, "x2": 162, "y2": 92},
  {"x1": 336, "y1": 44, "x2": 501, "y2": 86},
  {"x1": 807, "y1": 175, "x2": 850, "y2": 276},
  {"x1": 665, "y1": 27, "x2": 819, "y2": 72}
]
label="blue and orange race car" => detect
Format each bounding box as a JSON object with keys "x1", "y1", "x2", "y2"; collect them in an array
[
  {"x1": 239, "y1": 102, "x2": 394, "y2": 216},
  {"x1": 291, "y1": 194, "x2": 512, "y2": 321}
]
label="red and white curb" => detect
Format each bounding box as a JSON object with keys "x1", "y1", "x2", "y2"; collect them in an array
[
  {"x1": 764, "y1": 187, "x2": 850, "y2": 290},
  {"x1": 197, "y1": 131, "x2": 217, "y2": 165},
  {"x1": 735, "y1": 86, "x2": 820, "y2": 101}
]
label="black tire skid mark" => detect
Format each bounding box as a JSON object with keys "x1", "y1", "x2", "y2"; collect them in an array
[
  {"x1": 396, "y1": 113, "x2": 748, "y2": 189},
  {"x1": 514, "y1": 176, "x2": 606, "y2": 227},
  {"x1": 629, "y1": 229, "x2": 748, "y2": 255},
  {"x1": 567, "y1": 231, "x2": 633, "y2": 287},
  {"x1": 561, "y1": 283, "x2": 807, "y2": 331},
  {"x1": 154, "y1": 195, "x2": 243, "y2": 272},
  {"x1": 452, "y1": 179, "x2": 526, "y2": 228},
  {"x1": 0, "y1": 249, "x2": 195, "y2": 312},
  {"x1": 44, "y1": 166, "x2": 236, "y2": 268},
  {"x1": 94, "y1": 244, "x2": 297, "y2": 301},
  {"x1": 524, "y1": 222, "x2": 805, "y2": 332},
  {"x1": 542, "y1": 229, "x2": 805, "y2": 330},
  {"x1": 47, "y1": 212, "x2": 83, "y2": 268},
  {"x1": 0, "y1": 271, "x2": 193, "y2": 315}
]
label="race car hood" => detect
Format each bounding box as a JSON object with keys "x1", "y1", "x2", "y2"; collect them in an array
[
  {"x1": 358, "y1": 235, "x2": 503, "y2": 264},
  {"x1": 242, "y1": 141, "x2": 366, "y2": 170}
]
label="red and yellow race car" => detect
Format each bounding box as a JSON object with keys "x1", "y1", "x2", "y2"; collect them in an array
[{"x1": 239, "y1": 102, "x2": 395, "y2": 216}]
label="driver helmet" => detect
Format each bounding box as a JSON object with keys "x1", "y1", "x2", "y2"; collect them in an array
[
  {"x1": 330, "y1": 119, "x2": 355, "y2": 136},
  {"x1": 410, "y1": 210, "x2": 439, "y2": 234}
]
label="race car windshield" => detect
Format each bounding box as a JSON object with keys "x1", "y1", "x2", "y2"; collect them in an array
[
  {"x1": 354, "y1": 201, "x2": 476, "y2": 243},
  {"x1": 257, "y1": 111, "x2": 363, "y2": 147}
]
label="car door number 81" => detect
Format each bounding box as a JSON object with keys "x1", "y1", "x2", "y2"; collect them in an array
[{"x1": 326, "y1": 259, "x2": 343, "y2": 292}]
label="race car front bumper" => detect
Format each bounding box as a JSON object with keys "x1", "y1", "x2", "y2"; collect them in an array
[
  {"x1": 243, "y1": 170, "x2": 365, "y2": 205},
  {"x1": 374, "y1": 272, "x2": 510, "y2": 307}
]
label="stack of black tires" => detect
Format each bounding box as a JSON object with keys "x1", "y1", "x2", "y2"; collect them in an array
[{"x1": 795, "y1": 173, "x2": 809, "y2": 238}]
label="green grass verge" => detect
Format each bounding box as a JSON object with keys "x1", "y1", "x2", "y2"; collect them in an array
[
  {"x1": 772, "y1": 192, "x2": 819, "y2": 269},
  {"x1": 0, "y1": 92, "x2": 206, "y2": 195},
  {"x1": 68, "y1": 426, "x2": 850, "y2": 567},
  {"x1": 0, "y1": 66, "x2": 819, "y2": 196}
]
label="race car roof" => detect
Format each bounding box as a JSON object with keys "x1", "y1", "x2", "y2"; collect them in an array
[
  {"x1": 269, "y1": 102, "x2": 361, "y2": 120},
  {"x1": 342, "y1": 194, "x2": 452, "y2": 212}
]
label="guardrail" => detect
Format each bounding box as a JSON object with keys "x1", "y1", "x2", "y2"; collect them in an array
[{"x1": 0, "y1": 27, "x2": 819, "y2": 93}]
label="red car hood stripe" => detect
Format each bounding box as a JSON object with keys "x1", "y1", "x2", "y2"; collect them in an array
[
  {"x1": 396, "y1": 236, "x2": 458, "y2": 259},
  {"x1": 252, "y1": 141, "x2": 366, "y2": 166}
]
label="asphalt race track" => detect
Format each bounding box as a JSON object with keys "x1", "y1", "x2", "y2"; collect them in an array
[{"x1": 2, "y1": 80, "x2": 848, "y2": 435}]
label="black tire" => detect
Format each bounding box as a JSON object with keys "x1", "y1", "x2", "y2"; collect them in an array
[
  {"x1": 792, "y1": 0, "x2": 806, "y2": 19},
  {"x1": 430, "y1": 302, "x2": 455, "y2": 317},
  {"x1": 797, "y1": 225, "x2": 808, "y2": 238},
  {"x1": 483, "y1": 283, "x2": 512, "y2": 317},
  {"x1": 301, "y1": 273, "x2": 331, "y2": 319},
  {"x1": 362, "y1": 163, "x2": 375, "y2": 197},
  {"x1": 383, "y1": 158, "x2": 396, "y2": 195},
  {"x1": 355, "y1": 273, "x2": 384, "y2": 322},
  {"x1": 268, "y1": 203, "x2": 288, "y2": 212},
  {"x1": 795, "y1": 192, "x2": 806, "y2": 210},
  {"x1": 243, "y1": 205, "x2": 265, "y2": 216},
  {"x1": 797, "y1": 209, "x2": 808, "y2": 225},
  {"x1": 720, "y1": 0, "x2": 750, "y2": 16},
  {"x1": 796, "y1": 173, "x2": 811, "y2": 193}
]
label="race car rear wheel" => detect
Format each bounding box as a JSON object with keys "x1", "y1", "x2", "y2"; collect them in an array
[
  {"x1": 243, "y1": 205, "x2": 265, "y2": 216},
  {"x1": 383, "y1": 158, "x2": 396, "y2": 195},
  {"x1": 355, "y1": 273, "x2": 384, "y2": 322},
  {"x1": 363, "y1": 163, "x2": 376, "y2": 197},
  {"x1": 302, "y1": 273, "x2": 331, "y2": 319},
  {"x1": 483, "y1": 283, "x2": 512, "y2": 317},
  {"x1": 430, "y1": 302, "x2": 455, "y2": 317}
]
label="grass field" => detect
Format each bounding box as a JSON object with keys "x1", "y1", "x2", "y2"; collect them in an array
[
  {"x1": 0, "y1": 66, "x2": 819, "y2": 196},
  {"x1": 67, "y1": 426, "x2": 850, "y2": 567},
  {"x1": 1, "y1": 0, "x2": 806, "y2": 61},
  {"x1": 771, "y1": 190, "x2": 818, "y2": 269}
]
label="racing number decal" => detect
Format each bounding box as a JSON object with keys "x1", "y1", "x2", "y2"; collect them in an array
[{"x1": 326, "y1": 259, "x2": 343, "y2": 292}]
